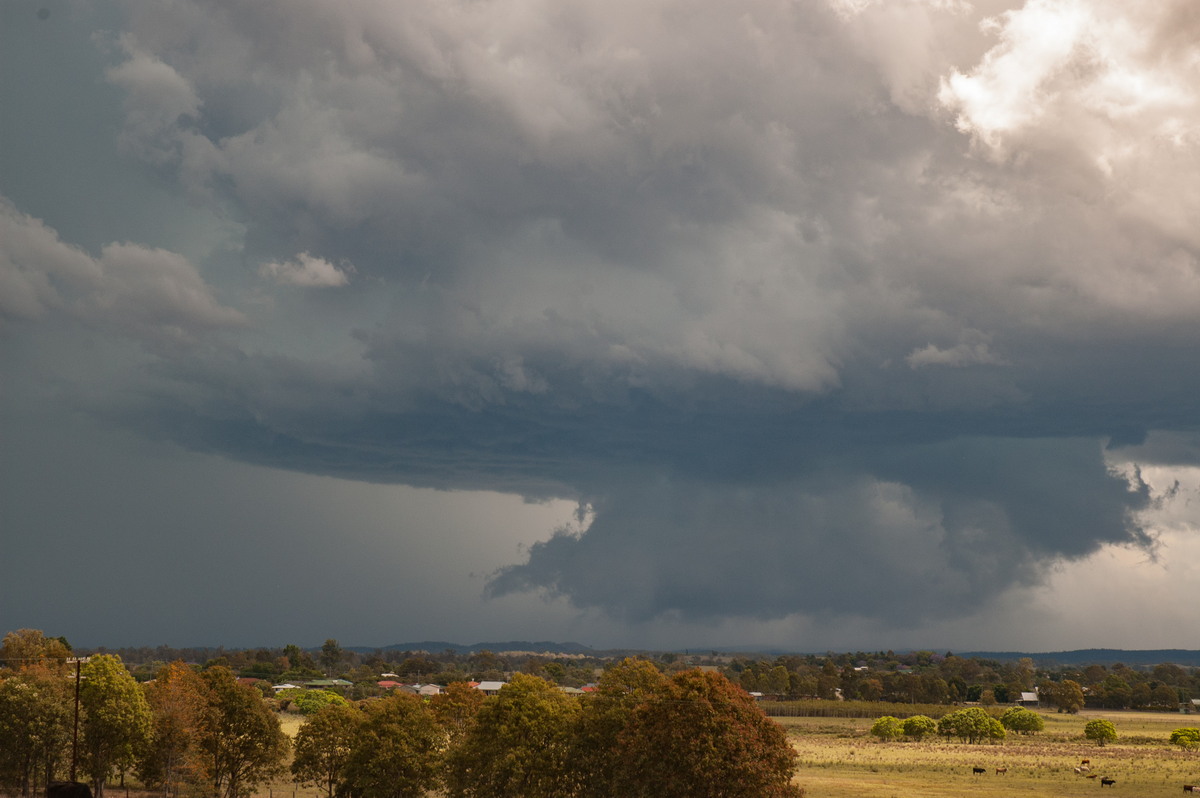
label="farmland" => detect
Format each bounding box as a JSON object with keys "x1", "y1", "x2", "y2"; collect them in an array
[{"x1": 780, "y1": 710, "x2": 1200, "y2": 798}]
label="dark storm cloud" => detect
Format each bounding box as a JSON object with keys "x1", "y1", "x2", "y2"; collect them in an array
[{"x1": 5, "y1": 0, "x2": 1199, "y2": 635}]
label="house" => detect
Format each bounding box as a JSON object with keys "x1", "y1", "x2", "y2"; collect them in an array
[
  {"x1": 474, "y1": 680, "x2": 506, "y2": 696},
  {"x1": 272, "y1": 683, "x2": 301, "y2": 693},
  {"x1": 301, "y1": 679, "x2": 353, "y2": 690},
  {"x1": 377, "y1": 680, "x2": 404, "y2": 690},
  {"x1": 1018, "y1": 691, "x2": 1039, "y2": 706},
  {"x1": 417, "y1": 684, "x2": 443, "y2": 696}
]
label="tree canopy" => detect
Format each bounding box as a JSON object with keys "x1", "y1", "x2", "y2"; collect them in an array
[
  {"x1": 611, "y1": 669, "x2": 802, "y2": 798},
  {"x1": 1084, "y1": 718, "x2": 1118, "y2": 746}
]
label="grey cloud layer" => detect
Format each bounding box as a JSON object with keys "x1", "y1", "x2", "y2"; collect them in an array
[{"x1": 8, "y1": 0, "x2": 1200, "y2": 631}]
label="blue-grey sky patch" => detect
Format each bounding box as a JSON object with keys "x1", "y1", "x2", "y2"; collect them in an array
[{"x1": 2, "y1": 0, "x2": 1199, "y2": 650}]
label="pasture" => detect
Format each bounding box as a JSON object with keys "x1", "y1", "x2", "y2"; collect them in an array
[{"x1": 781, "y1": 710, "x2": 1200, "y2": 798}]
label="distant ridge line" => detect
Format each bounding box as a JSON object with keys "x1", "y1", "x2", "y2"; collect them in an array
[{"x1": 956, "y1": 649, "x2": 1200, "y2": 667}]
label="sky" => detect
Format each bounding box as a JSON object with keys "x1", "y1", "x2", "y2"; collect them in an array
[{"x1": 2, "y1": 0, "x2": 1200, "y2": 653}]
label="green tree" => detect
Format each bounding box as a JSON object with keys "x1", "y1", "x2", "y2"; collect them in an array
[
  {"x1": 338, "y1": 694, "x2": 443, "y2": 798},
  {"x1": 196, "y1": 667, "x2": 289, "y2": 798},
  {"x1": 1048, "y1": 680, "x2": 1086, "y2": 713},
  {"x1": 320, "y1": 641, "x2": 343, "y2": 677},
  {"x1": 1, "y1": 630, "x2": 72, "y2": 671},
  {"x1": 139, "y1": 661, "x2": 207, "y2": 798},
  {"x1": 281, "y1": 689, "x2": 348, "y2": 716},
  {"x1": 1084, "y1": 718, "x2": 1118, "y2": 746},
  {"x1": 571, "y1": 659, "x2": 668, "y2": 798},
  {"x1": 1000, "y1": 707, "x2": 1045, "y2": 735},
  {"x1": 444, "y1": 673, "x2": 579, "y2": 798},
  {"x1": 291, "y1": 704, "x2": 360, "y2": 798},
  {"x1": 870, "y1": 716, "x2": 904, "y2": 741},
  {"x1": 902, "y1": 715, "x2": 937, "y2": 741},
  {"x1": 0, "y1": 664, "x2": 73, "y2": 797},
  {"x1": 612, "y1": 669, "x2": 802, "y2": 798},
  {"x1": 937, "y1": 707, "x2": 1005, "y2": 744},
  {"x1": 80, "y1": 655, "x2": 153, "y2": 798},
  {"x1": 429, "y1": 682, "x2": 485, "y2": 747},
  {"x1": 1169, "y1": 727, "x2": 1200, "y2": 751}
]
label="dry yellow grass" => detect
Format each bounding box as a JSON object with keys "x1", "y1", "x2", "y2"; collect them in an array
[{"x1": 780, "y1": 709, "x2": 1200, "y2": 798}]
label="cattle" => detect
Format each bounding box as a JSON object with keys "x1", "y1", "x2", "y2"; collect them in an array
[
  {"x1": 1081, "y1": 759, "x2": 1091, "y2": 766},
  {"x1": 48, "y1": 783, "x2": 93, "y2": 798},
  {"x1": 1101, "y1": 777, "x2": 1116, "y2": 787},
  {"x1": 1183, "y1": 786, "x2": 1198, "y2": 793},
  {"x1": 972, "y1": 767, "x2": 986, "y2": 775},
  {"x1": 995, "y1": 767, "x2": 1008, "y2": 775}
]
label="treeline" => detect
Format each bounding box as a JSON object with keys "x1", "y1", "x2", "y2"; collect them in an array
[
  {"x1": 723, "y1": 650, "x2": 1198, "y2": 710},
  {"x1": 23, "y1": 633, "x2": 1200, "y2": 711},
  {"x1": 1, "y1": 630, "x2": 804, "y2": 798}
]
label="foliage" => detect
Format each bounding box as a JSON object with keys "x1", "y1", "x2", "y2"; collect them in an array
[
  {"x1": 937, "y1": 707, "x2": 1005, "y2": 744},
  {"x1": 196, "y1": 667, "x2": 289, "y2": 798},
  {"x1": 870, "y1": 716, "x2": 904, "y2": 741},
  {"x1": 281, "y1": 689, "x2": 348, "y2": 716},
  {"x1": 1084, "y1": 718, "x2": 1118, "y2": 746},
  {"x1": 1041, "y1": 680, "x2": 1085, "y2": 713},
  {"x1": 429, "y1": 681, "x2": 485, "y2": 746},
  {"x1": 138, "y1": 661, "x2": 207, "y2": 797},
  {"x1": 291, "y1": 704, "x2": 361, "y2": 798},
  {"x1": 902, "y1": 715, "x2": 937, "y2": 741},
  {"x1": 612, "y1": 669, "x2": 802, "y2": 797},
  {"x1": 1169, "y1": 727, "x2": 1200, "y2": 751},
  {"x1": 444, "y1": 673, "x2": 580, "y2": 798},
  {"x1": 1, "y1": 630, "x2": 72, "y2": 671},
  {"x1": 80, "y1": 655, "x2": 154, "y2": 797},
  {"x1": 999, "y1": 707, "x2": 1045, "y2": 735},
  {"x1": 338, "y1": 694, "x2": 443, "y2": 798},
  {"x1": 0, "y1": 664, "x2": 73, "y2": 797},
  {"x1": 320, "y1": 640, "x2": 343, "y2": 677},
  {"x1": 571, "y1": 658, "x2": 668, "y2": 797}
]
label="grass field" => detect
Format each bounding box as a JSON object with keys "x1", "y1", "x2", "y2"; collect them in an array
[{"x1": 781, "y1": 710, "x2": 1200, "y2": 798}]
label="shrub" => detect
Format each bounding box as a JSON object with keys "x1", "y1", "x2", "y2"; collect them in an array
[
  {"x1": 902, "y1": 715, "x2": 937, "y2": 741},
  {"x1": 870, "y1": 716, "x2": 904, "y2": 741},
  {"x1": 1084, "y1": 718, "x2": 1117, "y2": 746}
]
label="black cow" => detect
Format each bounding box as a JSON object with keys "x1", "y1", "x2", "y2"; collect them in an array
[
  {"x1": 1183, "y1": 786, "x2": 1198, "y2": 793},
  {"x1": 48, "y1": 783, "x2": 93, "y2": 798},
  {"x1": 972, "y1": 767, "x2": 986, "y2": 775},
  {"x1": 1100, "y1": 777, "x2": 1116, "y2": 787}
]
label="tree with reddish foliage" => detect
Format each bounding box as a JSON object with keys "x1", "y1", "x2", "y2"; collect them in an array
[{"x1": 612, "y1": 669, "x2": 802, "y2": 798}]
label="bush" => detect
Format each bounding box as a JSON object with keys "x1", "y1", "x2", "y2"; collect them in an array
[
  {"x1": 1169, "y1": 727, "x2": 1200, "y2": 751},
  {"x1": 902, "y1": 715, "x2": 937, "y2": 741},
  {"x1": 1084, "y1": 718, "x2": 1117, "y2": 746},
  {"x1": 870, "y1": 716, "x2": 904, "y2": 741},
  {"x1": 1000, "y1": 707, "x2": 1044, "y2": 735},
  {"x1": 938, "y1": 707, "x2": 1005, "y2": 744}
]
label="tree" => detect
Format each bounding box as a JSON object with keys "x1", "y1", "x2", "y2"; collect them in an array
[
  {"x1": 280, "y1": 689, "x2": 348, "y2": 716},
  {"x1": 195, "y1": 667, "x2": 289, "y2": 798},
  {"x1": 0, "y1": 664, "x2": 73, "y2": 797},
  {"x1": 1, "y1": 630, "x2": 71, "y2": 671},
  {"x1": 291, "y1": 704, "x2": 360, "y2": 798},
  {"x1": 338, "y1": 694, "x2": 443, "y2": 798},
  {"x1": 429, "y1": 682, "x2": 485, "y2": 747},
  {"x1": 1084, "y1": 718, "x2": 1118, "y2": 746},
  {"x1": 320, "y1": 640, "x2": 343, "y2": 677},
  {"x1": 1000, "y1": 707, "x2": 1044, "y2": 735},
  {"x1": 80, "y1": 655, "x2": 153, "y2": 798},
  {"x1": 902, "y1": 715, "x2": 937, "y2": 741},
  {"x1": 1169, "y1": 727, "x2": 1200, "y2": 752},
  {"x1": 1043, "y1": 680, "x2": 1085, "y2": 713},
  {"x1": 571, "y1": 659, "x2": 667, "y2": 798},
  {"x1": 444, "y1": 673, "x2": 580, "y2": 798},
  {"x1": 870, "y1": 716, "x2": 904, "y2": 741},
  {"x1": 937, "y1": 707, "x2": 1005, "y2": 744},
  {"x1": 611, "y1": 669, "x2": 802, "y2": 798},
  {"x1": 139, "y1": 661, "x2": 207, "y2": 798}
]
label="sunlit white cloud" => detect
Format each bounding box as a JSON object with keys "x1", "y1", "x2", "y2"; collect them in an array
[{"x1": 260, "y1": 252, "x2": 352, "y2": 288}]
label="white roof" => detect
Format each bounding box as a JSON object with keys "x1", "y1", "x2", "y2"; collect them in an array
[{"x1": 475, "y1": 681, "x2": 507, "y2": 692}]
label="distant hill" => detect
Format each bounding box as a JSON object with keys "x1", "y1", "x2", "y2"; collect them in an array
[
  {"x1": 348, "y1": 641, "x2": 600, "y2": 656},
  {"x1": 957, "y1": 649, "x2": 1200, "y2": 667}
]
